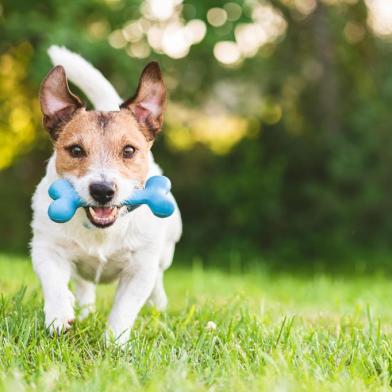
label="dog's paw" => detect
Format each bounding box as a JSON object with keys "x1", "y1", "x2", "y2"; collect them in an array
[
  {"x1": 46, "y1": 316, "x2": 75, "y2": 335},
  {"x1": 44, "y1": 292, "x2": 75, "y2": 335}
]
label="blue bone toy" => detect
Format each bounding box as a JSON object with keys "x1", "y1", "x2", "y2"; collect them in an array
[{"x1": 48, "y1": 175, "x2": 175, "y2": 223}]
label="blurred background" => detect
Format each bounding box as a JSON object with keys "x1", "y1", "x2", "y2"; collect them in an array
[{"x1": 1, "y1": 0, "x2": 392, "y2": 270}]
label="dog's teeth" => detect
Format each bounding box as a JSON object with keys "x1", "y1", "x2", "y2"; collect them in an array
[
  {"x1": 88, "y1": 206, "x2": 118, "y2": 226},
  {"x1": 89, "y1": 207, "x2": 96, "y2": 218}
]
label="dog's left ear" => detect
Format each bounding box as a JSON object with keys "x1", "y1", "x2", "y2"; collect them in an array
[
  {"x1": 40, "y1": 65, "x2": 84, "y2": 140},
  {"x1": 120, "y1": 62, "x2": 166, "y2": 140}
]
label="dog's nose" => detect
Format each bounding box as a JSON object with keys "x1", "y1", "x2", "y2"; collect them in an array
[{"x1": 89, "y1": 182, "x2": 115, "y2": 204}]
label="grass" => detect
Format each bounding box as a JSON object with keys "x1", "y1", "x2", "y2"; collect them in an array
[{"x1": 1, "y1": 255, "x2": 392, "y2": 391}]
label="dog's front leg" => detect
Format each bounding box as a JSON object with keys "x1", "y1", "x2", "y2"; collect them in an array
[
  {"x1": 106, "y1": 249, "x2": 160, "y2": 346},
  {"x1": 31, "y1": 243, "x2": 74, "y2": 334}
]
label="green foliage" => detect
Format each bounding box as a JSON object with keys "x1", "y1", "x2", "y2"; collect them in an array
[
  {"x1": 2, "y1": 255, "x2": 392, "y2": 390},
  {"x1": 1, "y1": 1, "x2": 392, "y2": 263}
]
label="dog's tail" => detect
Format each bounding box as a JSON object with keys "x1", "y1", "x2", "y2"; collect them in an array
[{"x1": 48, "y1": 45, "x2": 122, "y2": 111}]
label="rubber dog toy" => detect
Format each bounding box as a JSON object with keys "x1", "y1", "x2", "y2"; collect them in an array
[{"x1": 48, "y1": 176, "x2": 175, "y2": 223}]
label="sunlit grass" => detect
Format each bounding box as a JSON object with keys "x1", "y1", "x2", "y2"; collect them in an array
[{"x1": 1, "y1": 254, "x2": 392, "y2": 391}]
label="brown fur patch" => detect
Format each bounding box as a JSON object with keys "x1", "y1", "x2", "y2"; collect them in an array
[
  {"x1": 40, "y1": 62, "x2": 166, "y2": 184},
  {"x1": 97, "y1": 112, "x2": 111, "y2": 131},
  {"x1": 55, "y1": 109, "x2": 153, "y2": 183}
]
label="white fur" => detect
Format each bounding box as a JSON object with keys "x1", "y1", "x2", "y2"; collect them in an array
[{"x1": 31, "y1": 47, "x2": 182, "y2": 346}]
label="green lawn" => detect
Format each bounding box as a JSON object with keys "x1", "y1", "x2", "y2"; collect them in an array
[{"x1": 1, "y1": 254, "x2": 392, "y2": 391}]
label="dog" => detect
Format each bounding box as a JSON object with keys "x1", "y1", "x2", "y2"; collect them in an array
[{"x1": 31, "y1": 46, "x2": 182, "y2": 346}]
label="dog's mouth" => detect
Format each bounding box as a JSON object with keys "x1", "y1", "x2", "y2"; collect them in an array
[{"x1": 85, "y1": 206, "x2": 119, "y2": 228}]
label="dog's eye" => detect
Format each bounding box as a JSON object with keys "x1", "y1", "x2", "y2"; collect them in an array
[
  {"x1": 66, "y1": 144, "x2": 86, "y2": 158},
  {"x1": 123, "y1": 145, "x2": 136, "y2": 159}
]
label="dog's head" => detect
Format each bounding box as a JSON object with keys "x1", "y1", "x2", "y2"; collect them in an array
[{"x1": 39, "y1": 63, "x2": 166, "y2": 228}]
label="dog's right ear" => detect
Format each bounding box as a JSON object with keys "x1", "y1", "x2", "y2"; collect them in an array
[{"x1": 39, "y1": 65, "x2": 83, "y2": 140}]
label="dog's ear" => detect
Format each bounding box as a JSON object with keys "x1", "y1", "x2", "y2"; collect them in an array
[
  {"x1": 120, "y1": 62, "x2": 166, "y2": 140},
  {"x1": 40, "y1": 65, "x2": 83, "y2": 140}
]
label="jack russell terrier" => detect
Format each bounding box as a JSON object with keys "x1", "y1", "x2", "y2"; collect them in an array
[{"x1": 31, "y1": 46, "x2": 182, "y2": 346}]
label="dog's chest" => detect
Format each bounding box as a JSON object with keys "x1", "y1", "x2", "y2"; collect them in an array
[
  {"x1": 73, "y1": 251, "x2": 132, "y2": 283},
  {"x1": 63, "y1": 218, "x2": 143, "y2": 283}
]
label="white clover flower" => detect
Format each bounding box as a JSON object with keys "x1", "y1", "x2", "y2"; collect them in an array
[{"x1": 205, "y1": 321, "x2": 217, "y2": 331}]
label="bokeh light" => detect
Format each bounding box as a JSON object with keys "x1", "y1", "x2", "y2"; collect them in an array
[
  {"x1": 142, "y1": 0, "x2": 181, "y2": 21},
  {"x1": 365, "y1": 0, "x2": 392, "y2": 37},
  {"x1": 185, "y1": 19, "x2": 207, "y2": 44},
  {"x1": 162, "y1": 23, "x2": 190, "y2": 59},
  {"x1": 111, "y1": 1, "x2": 206, "y2": 60},
  {"x1": 213, "y1": 3, "x2": 287, "y2": 64},
  {"x1": 207, "y1": 7, "x2": 228, "y2": 27},
  {"x1": 126, "y1": 41, "x2": 151, "y2": 58},
  {"x1": 344, "y1": 21, "x2": 366, "y2": 44},
  {"x1": 122, "y1": 21, "x2": 144, "y2": 42},
  {"x1": 294, "y1": 0, "x2": 317, "y2": 16},
  {"x1": 108, "y1": 30, "x2": 127, "y2": 49},
  {"x1": 224, "y1": 2, "x2": 242, "y2": 22},
  {"x1": 213, "y1": 41, "x2": 241, "y2": 65}
]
